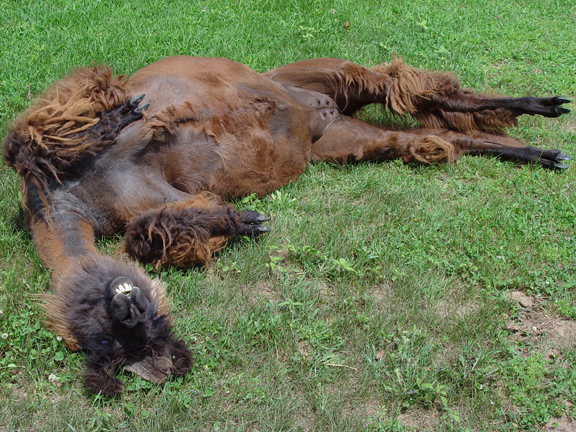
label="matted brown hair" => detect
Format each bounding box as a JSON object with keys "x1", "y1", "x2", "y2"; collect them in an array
[{"x1": 2, "y1": 65, "x2": 129, "y2": 212}]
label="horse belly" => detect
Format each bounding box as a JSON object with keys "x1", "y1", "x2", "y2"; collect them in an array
[
  {"x1": 205, "y1": 106, "x2": 312, "y2": 198},
  {"x1": 125, "y1": 56, "x2": 314, "y2": 198}
]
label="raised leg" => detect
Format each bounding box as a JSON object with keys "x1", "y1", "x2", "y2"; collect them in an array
[
  {"x1": 3, "y1": 91, "x2": 148, "y2": 211},
  {"x1": 124, "y1": 193, "x2": 270, "y2": 268},
  {"x1": 264, "y1": 57, "x2": 571, "y2": 133},
  {"x1": 311, "y1": 115, "x2": 571, "y2": 169}
]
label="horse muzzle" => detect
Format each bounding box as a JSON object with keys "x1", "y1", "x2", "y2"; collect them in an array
[{"x1": 108, "y1": 276, "x2": 151, "y2": 327}]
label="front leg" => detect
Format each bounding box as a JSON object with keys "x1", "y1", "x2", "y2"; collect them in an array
[
  {"x1": 80, "y1": 94, "x2": 149, "y2": 143},
  {"x1": 124, "y1": 194, "x2": 271, "y2": 268},
  {"x1": 3, "y1": 90, "x2": 148, "y2": 197},
  {"x1": 28, "y1": 209, "x2": 192, "y2": 394}
]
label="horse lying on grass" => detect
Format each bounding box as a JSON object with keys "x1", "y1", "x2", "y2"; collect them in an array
[{"x1": 2, "y1": 55, "x2": 571, "y2": 394}]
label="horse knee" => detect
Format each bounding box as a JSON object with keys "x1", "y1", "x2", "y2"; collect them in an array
[
  {"x1": 124, "y1": 200, "x2": 271, "y2": 268},
  {"x1": 124, "y1": 205, "x2": 217, "y2": 267}
]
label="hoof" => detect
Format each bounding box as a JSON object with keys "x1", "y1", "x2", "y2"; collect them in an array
[
  {"x1": 534, "y1": 95, "x2": 571, "y2": 117},
  {"x1": 119, "y1": 94, "x2": 145, "y2": 114},
  {"x1": 117, "y1": 95, "x2": 148, "y2": 128},
  {"x1": 135, "y1": 103, "x2": 150, "y2": 113},
  {"x1": 238, "y1": 210, "x2": 271, "y2": 225},
  {"x1": 130, "y1": 94, "x2": 145, "y2": 106},
  {"x1": 255, "y1": 214, "x2": 271, "y2": 223},
  {"x1": 236, "y1": 210, "x2": 272, "y2": 236},
  {"x1": 555, "y1": 107, "x2": 571, "y2": 116},
  {"x1": 554, "y1": 162, "x2": 569, "y2": 170},
  {"x1": 555, "y1": 152, "x2": 571, "y2": 161},
  {"x1": 254, "y1": 225, "x2": 271, "y2": 233},
  {"x1": 554, "y1": 96, "x2": 571, "y2": 105}
]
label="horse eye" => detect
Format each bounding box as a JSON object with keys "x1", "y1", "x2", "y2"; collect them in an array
[
  {"x1": 152, "y1": 315, "x2": 159, "y2": 321},
  {"x1": 99, "y1": 339, "x2": 110, "y2": 345}
]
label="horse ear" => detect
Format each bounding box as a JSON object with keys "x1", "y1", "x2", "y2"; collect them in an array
[
  {"x1": 169, "y1": 338, "x2": 193, "y2": 376},
  {"x1": 125, "y1": 337, "x2": 193, "y2": 381}
]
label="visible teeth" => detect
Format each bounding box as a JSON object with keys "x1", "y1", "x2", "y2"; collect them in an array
[{"x1": 115, "y1": 283, "x2": 133, "y2": 295}]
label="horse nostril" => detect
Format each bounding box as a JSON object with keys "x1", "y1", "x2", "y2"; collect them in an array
[
  {"x1": 111, "y1": 293, "x2": 131, "y2": 321},
  {"x1": 108, "y1": 278, "x2": 151, "y2": 327},
  {"x1": 130, "y1": 286, "x2": 149, "y2": 314},
  {"x1": 114, "y1": 302, "x2": 146, "y2": 328}
]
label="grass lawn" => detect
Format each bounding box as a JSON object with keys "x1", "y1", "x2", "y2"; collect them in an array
[{"x1": 1, "y1": 0, "x2": 575, "y2": 430}]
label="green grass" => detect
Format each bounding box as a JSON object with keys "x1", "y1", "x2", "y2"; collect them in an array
[{"x1": 1, "y1": 0, "x2": 575, "y2": 430}]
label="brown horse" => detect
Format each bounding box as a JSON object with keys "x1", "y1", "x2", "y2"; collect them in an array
[{"x1": 2, "y1": 55, "x2": 571, "y2": 394}]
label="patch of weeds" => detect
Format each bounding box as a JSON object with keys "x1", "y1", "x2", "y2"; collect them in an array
[
  {"x1": 265, "y1": 245, "x2": 287, "y2": 273},
  {"x1": 296, "y1": 315, "x2": 344, "y2": 367},
  {"x1": 190, "y1": 330, "x2": 234, "y2": 375},
  {"x1": 329, "y1": 256, "x2": 360, "y2": 277},
  {"x1": 278, "y1": 243, "x2": 373, "y2": 280},
  {"x1": 238, "y1": 192, "x2": 263, "y2": 211},
  {"x1": 0, "y1": 301, "x2": 72, "y2": 387},
  {"x1": 502, "y1": 352, "x2": 571, "y2": 428},
  {"x1": 124, "y1": 375, "x2": 153, "y2": 392},
  {"x1": 366, "y1": 415, "x2": 411, "y2": 431},
  {"x1": 235, "y1": 310, "x2": 284, "y2": 350},
  {"x1": 216, "y1": 260, "x2": 241, "y2": 275},
  {"x1": 84, "y1": 405, "x2": 114, "y2": 431},
  {"x1": 286, "y1": 244, "x2": 328, "y2": 275},
  {"x1": 367, "y1": 327, "x2": 449, "y2": 409},
  {"x1": 225, "y1": 372, "x2": 270, "y2": 405},
  {"x1": 450, "y1": 347, "x2": 503, "y2": 393},
  {"x1": 278, "y1": 299, "x2": 344, "y2": 369},
  {"x1": 266, "y1": 189, "x2": 297, "y2": 208}
]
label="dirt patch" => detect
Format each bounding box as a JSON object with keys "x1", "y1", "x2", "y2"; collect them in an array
[
  {"x1": 361, "y1": 405, "x2": 444, "y2": 431},
  {"x1": 544, "y1": 414, "x2": 576, "y2": 431},
  {"x1": 506, "y1": 291, "x2": 576, "y2": 359},
  {"x1": 508, "y1": 291, "x2": 535, "y2": 309},
  {"x1": 397, "y1": 409, "x2": 441, "y2": 431},
  {"x1": 427, "y1": 284, "x2": 484, "y2": 325},
  {"x1": 240, "y1": 281, "x2": 279, "y2": 304},
  {"x1": 369, "y1": 283, "x2": 390, "y2": 301},
  {"x1": 296, "y1": 340, "x2": 312, "y2": 358},
  {"x1": 318, "y1": 280, "x2": 335, "y2": 299},
  {"x1": 364, "y1": 283, "x2": 393, "y2": 321},
  {"x1": 434, "y1": 296, "x2": 482, "y2": 321}
]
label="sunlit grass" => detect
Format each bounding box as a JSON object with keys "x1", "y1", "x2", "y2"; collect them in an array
[{"x1": 1, "y1": 0, "x2": 575, "y2": 430}]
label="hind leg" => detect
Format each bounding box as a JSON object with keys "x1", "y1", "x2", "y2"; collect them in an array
[
  {"x1": 459, "y1": 137, "x2": 571, "y2": 169},
  {"x1": 264, "y1": 57, "x2": 570, "y2": 133},
  {"x1": 311, "y1": 116, "x2": 460, "y2": 164},
  {"x1": 124, "y1": 193, "x2": 270, "y2": 268},
  {"x1": 312, "y1": 115, "x2": 570, "y2": 169}
]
